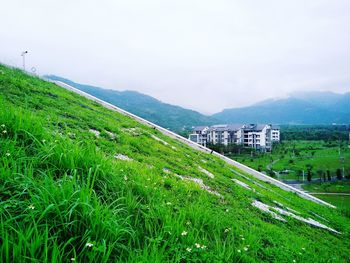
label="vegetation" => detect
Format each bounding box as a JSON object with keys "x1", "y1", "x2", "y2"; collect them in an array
[
  {"x1": 280, "y1": 125, "x2": 350, "y2": 141},
  {"x1": 302, "y1": 181, "x2": 350, "y2": 193},
  {"x1": 231, "y1": 140, "x2": 350, "y2": 182},
  {"x1": 212, "y1": 92, "x2": 350, "y2": 124},
  {"x1": 302, "y1": 182, "x2": 350, "y2": 215},
  {"x1": 1, "y1": 64, "x2": 350, "y2": 262}
]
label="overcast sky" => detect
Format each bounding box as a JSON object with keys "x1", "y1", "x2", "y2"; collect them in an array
[{"x1": 1, "y1": 0, "x2": 349, "y2": 114}]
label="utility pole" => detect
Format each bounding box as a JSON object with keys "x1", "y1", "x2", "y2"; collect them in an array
[{"x1": 21, "y1": 51, "x2": 28, "y2": 71}]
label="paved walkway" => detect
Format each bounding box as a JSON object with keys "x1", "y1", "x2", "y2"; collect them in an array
[
  {"x1": 51, "y1": 80, "x2": 335, "y2": 208},
  {"x1": 309, "y1": 193, "x2": 350, "y2": 196},
  {"x1": 266, "y1": 159, "x2": 279, "y2": 170},
  {"x1": 287, "y1": 183, "x2": 307, "y2": 192}
]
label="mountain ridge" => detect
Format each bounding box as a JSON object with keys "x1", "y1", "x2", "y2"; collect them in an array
[
  {"x1": 214, "y1": 91, "x2": 350, "y2": 124},
  {"x1": 46, "y1": 75, "x2": 350, "y2": 126}
]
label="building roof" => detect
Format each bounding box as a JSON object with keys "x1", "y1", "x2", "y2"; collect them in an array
[
  {"x1": 208, "y1": 124, "x2": 243, "y2": 132},
  {"x1": 193, "y1": 126, "x2": 209, "y2": 132},
  {"x1": 242, "y1": 124, "x2": 256, "y2": 130},
  {"x1": 227, "y1": 124, "x2": 243, "y2": 131},
  {"x1": 204, "y1": 123, "x2": 278, "y2": 132},
  {"x1": 256, "y1": 124, "x2": 267, "y2": 131}
]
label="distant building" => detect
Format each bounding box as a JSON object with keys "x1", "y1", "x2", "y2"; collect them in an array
[
  {"x1": 206, "y1": 124, "x2": 242, "y2": 146},
  {"x1": 189, "y1": 124, "x2": 280, "y2": 150},
  {"x1": 188, "y1": 126, "x2": 209, "y2": 146}
]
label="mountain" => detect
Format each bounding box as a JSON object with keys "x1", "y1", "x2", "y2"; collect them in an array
[
  {"x1": 45, "y1": 76, "x2": 350, "y2": 126},
  {"x1": 45, "y1": 75, "x2": 216, "y2": 132},
  {"x1": 1, "y1": 64, "x2": 349, "y2": 262},
  {"x1": 213, "y1": 91, "x2": 350, "y2": 124}
]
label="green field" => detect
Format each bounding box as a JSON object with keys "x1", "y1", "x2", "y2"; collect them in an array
[
  {"x1": 302, "y1": 182, "x2": 350, "y2": 215},
  {"x1": 1, "y1": 65, "x2": 350, "y2": 262},
  {"x1": 312, "y1": 195, "x2": 350, "y2": 215},
  {"x1": 303, "y1": 181, "x2": 350, "y2": 193},
  {"x1": 231, "y1": 141, "x2": 350, "y2": 181}
]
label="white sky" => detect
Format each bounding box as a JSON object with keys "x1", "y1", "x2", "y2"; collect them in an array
[{"x1": 1, "y1": 0, "x2": 349, "y2": 114}]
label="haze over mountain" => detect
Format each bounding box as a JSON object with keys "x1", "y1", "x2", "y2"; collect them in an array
[
  {"x1": 46, "y1": 75, "x2": 217, "y2": 132},
  {"x1": 46, "y1": 76, "x2": 350, "y2": 127},
  {"x1": 213, "y1": 91, "x2": 350, "y2": 124}
]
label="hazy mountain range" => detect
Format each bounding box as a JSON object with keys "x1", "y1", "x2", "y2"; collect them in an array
[
  {"x1": 213, "y1": 91, "x2": 350, "y2": 124},
  {"x1": 45, "y1": 75, "x2": 350, "y2": 131}
]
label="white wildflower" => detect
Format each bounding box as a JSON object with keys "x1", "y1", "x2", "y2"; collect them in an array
[
  {"x1": 181, "y1": 231, "x2": 188, "y2": 236},
  {"x1": 201, "y1": 245, "x2": 207, "y2": 249},
  {"x1": 186, "y1": 247, "x2": 192, "y2": 253},
  {"x1": 186, "y1": 221, "x2": 191, "y2": 225},
  {"x1": 5, "y1": 152, "x2": 10, "y2": 157},
  {"x1": 70, "y1": 258, "x2": 76, "y2": 261},
  {"x1": 166, "y1": 202, "x2": 172, "y2": 205},
  {"x1": 1, "y1": 124, "x2": 5, "y2": 128},
  {"x1": 86, "y1": 242, "x2": 94, "y2": 248},
  {"x1": 195, "y1": 243, "x2": 201, "y2": 248},
  {"x1": 244, "y1": 247, "x2": 248, "y2": 251},
  {"x1": 224, "y1": 228, "x2": 231, "y2": 233},
  {"x1": 28, "y1": 204, "x2": 35, "y2": 210},
  {"x1": 237, "y1": 249, "x2": 241, "y2": 253},
  {"x1": 2, "y1": 130, "x2": 7, "y2": 134},
  {"x1": 124, "y1": 176, "x2": 128, "y2": 181}
]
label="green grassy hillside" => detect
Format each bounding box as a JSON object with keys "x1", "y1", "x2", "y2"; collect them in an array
[{"x1": 0, "y1": 64, "x2": 349, "y2": 262}]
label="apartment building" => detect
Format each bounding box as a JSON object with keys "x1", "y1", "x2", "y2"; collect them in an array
[
  {"x1": 189, "y1": 124, "x2": 280, "y2": 150},
  {"x1": 188, "y1": 126, "x2": 209, "y2": 147}
]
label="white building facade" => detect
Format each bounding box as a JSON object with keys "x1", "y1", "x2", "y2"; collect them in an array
[{"x1": 189, "y1": 124, "x2": 280, "y2": 151}]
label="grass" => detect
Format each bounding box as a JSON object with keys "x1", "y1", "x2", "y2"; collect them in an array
[
  {"x1": 0, "y1": 64, "x2": 350, "y2": 262},
  {"x1": 302, "y1": 181, "x2": 350, "y2": 193},
  {"x1": 231, "y1": 140, "x2": 350, "y2": 181},
  {"x1": 312, "y1": 195, "x2": 350, "y2": 215},
  {"x1": 302, "y1": 182, "x2": 350, "y2": 215}
]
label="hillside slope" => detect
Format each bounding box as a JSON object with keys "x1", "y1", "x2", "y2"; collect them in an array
[
  {"x1": 45, "y1": 75, "x2": 216, "y2": 132},
  {"x1": 1, "y1": 65, "x2": 349, "y2": 262}
]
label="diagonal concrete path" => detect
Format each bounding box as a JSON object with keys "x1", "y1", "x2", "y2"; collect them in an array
[{"x1": 50, "y1": 80, "x2": 335, "y2": 208}]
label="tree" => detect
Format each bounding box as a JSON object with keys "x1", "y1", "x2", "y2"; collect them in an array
[
  {"x1": 326, "y1": 170, "x2": 331, "y2": 181},
  {"x1": 306, "y1": 164, "x2": 313, "y2": 182},
  {"x1": 267, "y1": 168, "x2": 275, "y2": 178},
  {"x1": 336, "y1": 169, "x2": 342, "y2": 180},
  {"x1": 258, "y1": 165, "x2": 263, "y2": 172},
  {"x1": 317, "y1": 170, "x2": 324, "y2": 182},
  {"x1": 307, "y1": 170, "x2": 312, "y2": 182}
]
